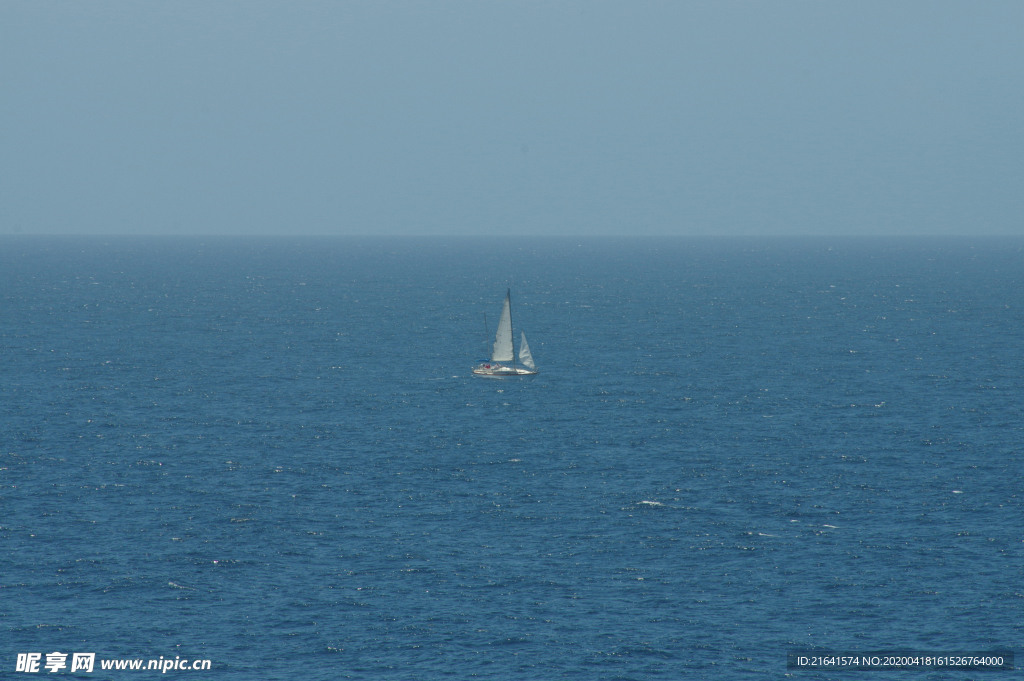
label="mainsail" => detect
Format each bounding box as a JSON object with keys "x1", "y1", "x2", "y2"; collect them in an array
[
  {"x1": 491, "y1": 292, "x2": 514, "y2": 362},
  {"x1": 519, "y1": 332, "x2": 535, "y2": 370}
]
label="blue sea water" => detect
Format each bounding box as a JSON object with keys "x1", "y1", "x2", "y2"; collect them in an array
[{"x1": 1, "y1": 236, "x2": 1021, "y2": 680}]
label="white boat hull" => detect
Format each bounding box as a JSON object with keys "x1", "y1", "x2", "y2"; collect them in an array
[{"x1": 472, "y1": 363, "x2": 538, "y2": 378}]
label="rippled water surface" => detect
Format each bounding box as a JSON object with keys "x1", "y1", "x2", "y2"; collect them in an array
[{"x1": 2, "y1": 236, "x2": 1021, "y2": 679}]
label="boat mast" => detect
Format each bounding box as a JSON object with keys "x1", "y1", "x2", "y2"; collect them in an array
[
  {"x1": 483, "y1": 312, "x2": 489, "y2": 360},
  {"x1": 508, "y1": 288, "x2": 517, "y2": 372}
]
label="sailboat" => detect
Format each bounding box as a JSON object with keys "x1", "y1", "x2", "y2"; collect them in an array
[{"x1": 472, "y1": 290, "x2": 539, "y2": 377}]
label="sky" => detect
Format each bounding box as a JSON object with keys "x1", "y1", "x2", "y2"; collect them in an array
[{"x1": 1, "y1": 1, "x2": 1021, "y2": 236}]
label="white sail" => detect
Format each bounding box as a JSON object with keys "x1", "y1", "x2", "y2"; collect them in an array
[
  {"x1": 491, "y1": 292, "x2": 514, "y2": 362},
  {"x1": 519, "y1": 332, "x2": 536, "y2": 370}
]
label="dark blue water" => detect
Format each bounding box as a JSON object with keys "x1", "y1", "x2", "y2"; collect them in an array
[{"x1": 2, "y1": 237, "x2": 1021, "y2": 679}]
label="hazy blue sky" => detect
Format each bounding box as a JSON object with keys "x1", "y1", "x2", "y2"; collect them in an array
[{"x1": 2, "y1": 1, "x2": 1021, "y2": 236}]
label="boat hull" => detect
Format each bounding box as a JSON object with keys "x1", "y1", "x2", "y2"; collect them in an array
[{"x1": 472, "y1": 363, "x2": 538, "y2": 378}]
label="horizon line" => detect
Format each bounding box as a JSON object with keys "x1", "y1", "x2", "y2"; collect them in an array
[{"x1": 3, "y1": 232, "x2": 1023, "y2": 239}]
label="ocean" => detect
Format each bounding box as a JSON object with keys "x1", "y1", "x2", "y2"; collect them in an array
[{"x1": 1, "y1": 236, "x2": 1020, "y2": 679}]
